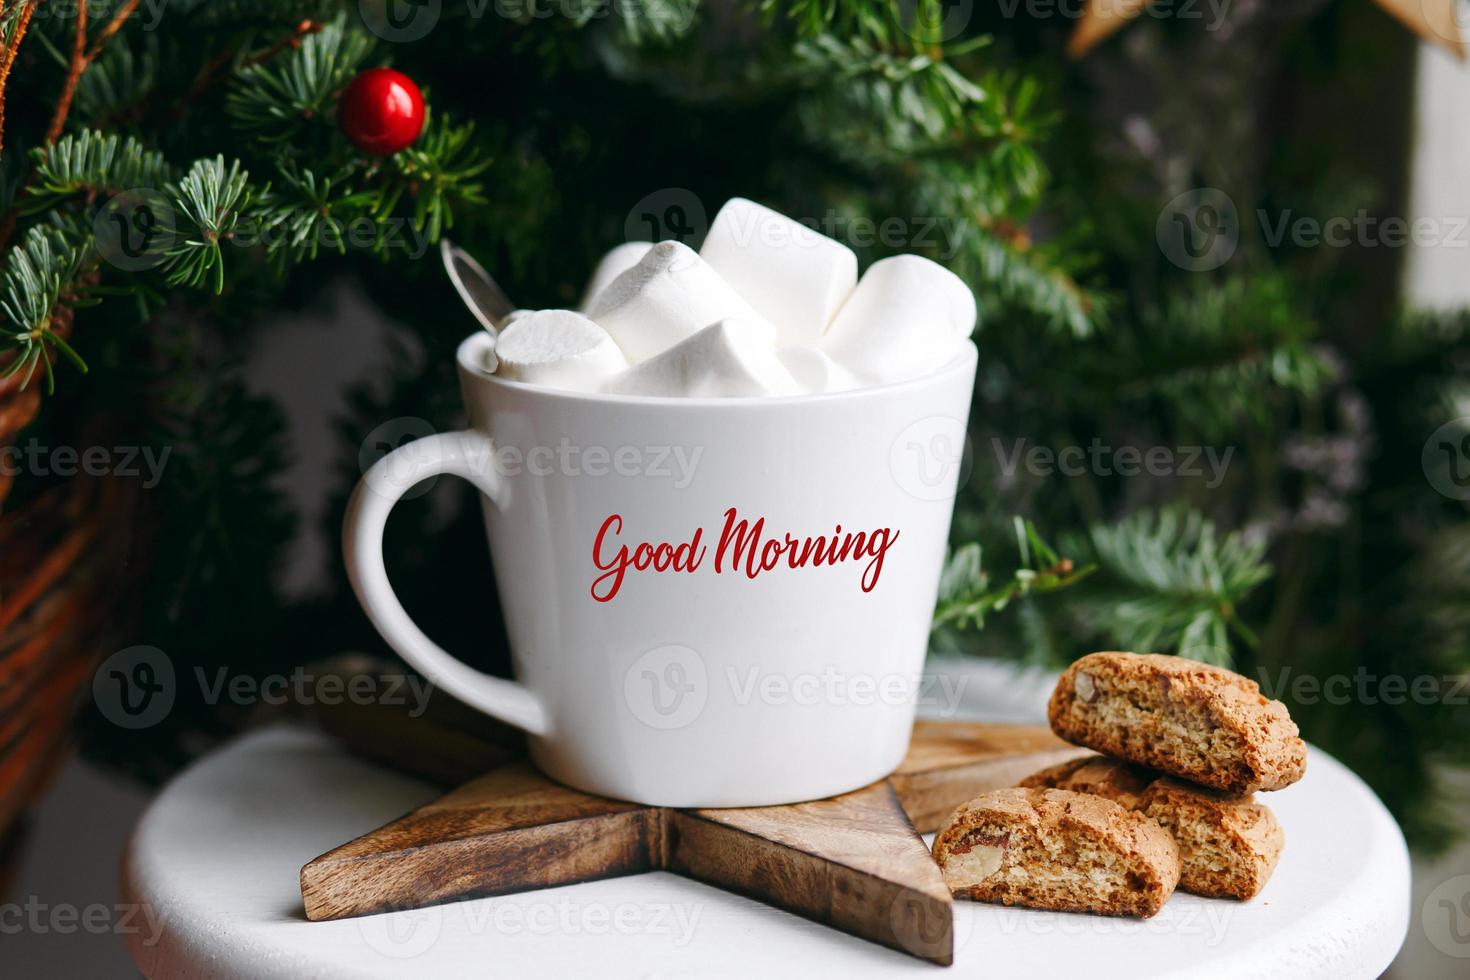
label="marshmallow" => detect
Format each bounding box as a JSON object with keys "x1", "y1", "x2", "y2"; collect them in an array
[
  {"x1": 588, "y1": 241, "x2": 776, "y2": 362},
  {"x1": 776, "y1": 347, "x2": 863, "y2": 394},
  {"x1": 700, "y1": 198, "x2": 857, "y2": 346},
  {"x1": 579, "y1": 241, "x2": 653, "y2": 312},
  {"x1": 494, "y1": 309, "x2": 627, "y2": 392},
  {"x1": 602, "y1": 319, "x2": 800, "y2": 398},
  {"x1": 820, "y1": 254, "x2": 976, "y2": 383}
]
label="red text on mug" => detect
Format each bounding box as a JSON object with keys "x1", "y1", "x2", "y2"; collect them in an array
[{"x1": 590, "y1": 508, "x2": 901, "y2": 602}]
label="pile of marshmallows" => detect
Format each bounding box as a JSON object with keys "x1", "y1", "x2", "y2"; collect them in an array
[{"x1": 492, "y1": 198, "x2": 977, "y2": 397}]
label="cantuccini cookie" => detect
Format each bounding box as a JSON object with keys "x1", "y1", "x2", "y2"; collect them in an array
[
  {"x1": 1018, "y1": 755, "x2": 1155, "y2": 810},
  {"x1": 1139, "y1": 777, "x2": 1283, "y2": 900},
  {"x1": 1021, "y1": 756, "x2": 1285, "y2": 900},
  {"x1": 931, "y1": 787, "x2": 1180, "y2": 918},
  {"x1": 1047, "y1": 652, "x2": 1307, "y2": 794}
]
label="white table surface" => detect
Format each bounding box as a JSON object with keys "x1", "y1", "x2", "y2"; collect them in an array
[{"x1": 121, "y1": 705, "x2": 1411, "y2": 980}]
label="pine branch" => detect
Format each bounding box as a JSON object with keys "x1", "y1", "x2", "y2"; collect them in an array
[
  {"x1": 74, "y1": 37, "x2": 157, "y2": 124},
  {"x1": 932, "y1": 518, "x2": 1095, "y2": 631},
  {"x1": 90, "y1": 1, "x2": 140, "y2": 57},
  {"x1": 958, "y1": 224, "x2": 1104, "y2": 339},
  {"x1": 380, "y1": 114, "x2": 491, "y2": 242},
  {"x1": 0, "y1": 0, "x2": 39, "y2": 157},
  {"x1": 0, "y1": 14, "x2": 488, "y2": 400},
  {"x1": 22, "y1": 130, "x2": 172, "y2": 214},
  {"x1": 772, "y1": 31, "x2": 1103, "y2": 336},
  {"x1": 1109, "y1": 274, "x2": 1337, "y2": 441},
  {"x1": 0, "y1": 224, "x2": 88, "y2": 392},
  {"x1": 44, "y1": 1, "x2": 88, "y2": 145},
  {"x1": 616, "y1": 0, "x2": 701, "y2": 43},
  {"x1": 163, "y1": 156, "x2": 255, "y2": 293},
  {"x1": 250, "y1": 113, "x2": 489, "y2": 268},
  {"x1": 45, "y1": 0, "x2": 140, "y2": 144},
  {"x1": 762, "y1": 0, "x2": 840, "y2": 37},
  {"x1": 252, "y1": 164, "x2": 365, "y2": 268},
  {"x1": 167, "y1": 0, "x2": 336, "y2": 29},
  {"x1": 225, "y1": 15, "x2": 373, "y2": 145},
  {"x1": 1078, "y1": 507, "x2": 1272, "y2": 664},
  {"x1": 783, "y1": 35, "x2": 997, "y2": 160},
  {"x1": 174, "y1": 18, "x2": 323, "y2": 120},
  {"x1": 764, "y1": 0, "x2": 959, "y2": 48},
  {"x1": 0, "y1": 0, "x2": 139, "y2": 246}
]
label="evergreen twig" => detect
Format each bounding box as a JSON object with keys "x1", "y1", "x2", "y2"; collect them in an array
[
  {"x1": 0, "y1": 0, "x2": 39, "y2": 157},
  {"x1": 45, "y1": 0, "x2": 141, "y2": 144},
  {"x1": 933, "y1": 519, "x2": 1095, "y2": 631},
  {"x1": 174, "y1": 18, "x2": 322, "y2": 119},
  {"x1": 0, "y1": 226, "x2": 88, "y2": 392},
  {"x1": 1080, "y1": 508, "x2": 1272, "y2": 664}
]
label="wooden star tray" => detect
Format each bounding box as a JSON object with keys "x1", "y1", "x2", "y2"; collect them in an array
[{"x1": 299, "y1": 674, "x2": 1085, "y2": 966}]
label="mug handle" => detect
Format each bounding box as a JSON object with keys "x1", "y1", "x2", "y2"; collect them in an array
[{"x1": 343, "y1": 429, "x2": 551, "y2": 736}]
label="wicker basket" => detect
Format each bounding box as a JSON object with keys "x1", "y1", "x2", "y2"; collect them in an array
[{"x1": 0, "y1": 329, "x2": 137, "y2": 843}]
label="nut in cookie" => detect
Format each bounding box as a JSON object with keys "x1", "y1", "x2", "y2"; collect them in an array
[
  {"x1": 931, "y1": 787, "x2": 1181, "y2": 918},
  {"x1": 1047, "y1": 652, "x2": 1307, "y2": 795}
]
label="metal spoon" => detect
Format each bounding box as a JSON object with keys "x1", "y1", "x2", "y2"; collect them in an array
[{"x1": 440, "y1": 238, "x2": 515, "y2": 370}]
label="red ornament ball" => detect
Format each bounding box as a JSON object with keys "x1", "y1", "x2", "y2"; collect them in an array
[{"x1": 339, "y1": 68, "x2": 425, "y2": 156}]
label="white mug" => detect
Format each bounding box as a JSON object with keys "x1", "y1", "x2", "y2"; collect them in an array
[{"x1": 345, "y1": 331, "x2": 978, "y2": 807}]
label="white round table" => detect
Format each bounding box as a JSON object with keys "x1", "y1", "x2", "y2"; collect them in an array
[{"x1": 122, "y1": 722, "x2": 1411, "y2": 979}]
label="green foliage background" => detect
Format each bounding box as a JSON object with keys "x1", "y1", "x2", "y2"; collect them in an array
[{"x1": 3, "y1": 0, "x2": 1467, "y2": 849}]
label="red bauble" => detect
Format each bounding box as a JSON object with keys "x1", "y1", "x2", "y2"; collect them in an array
[{"x1": 339, "y1": 68, "x2": 425, "y2": 156}]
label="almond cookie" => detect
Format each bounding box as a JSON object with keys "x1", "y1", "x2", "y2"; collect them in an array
[
  {"x1": 1047, "y1": 652, "x2": 1307, "y2": 794},
  {"x1": 1139, "y1": 777, "x2": 1283, "y2": 900},
  {"x1": 1021, "y1": 756, "x2": 1284, "y2": 900},
  {"x1": 931, "y1": 787, "x2": 1180, "y2": 918},
  {"x1": 1018, "y1": 755, "x2": 1156, "y2": 810}
]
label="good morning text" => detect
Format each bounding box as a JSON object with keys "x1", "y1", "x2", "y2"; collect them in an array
[{"x1": 590, "y1": 508, "x2": 901, "y2": 602}]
